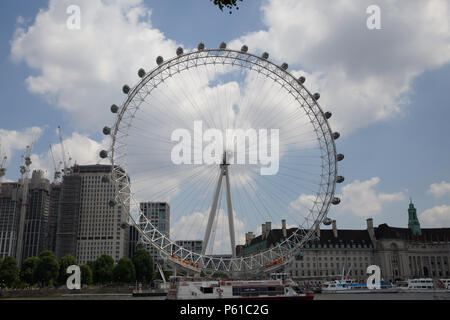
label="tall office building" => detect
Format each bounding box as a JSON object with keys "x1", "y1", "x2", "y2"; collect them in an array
[
  {"x1": 46, "y1": 184, "x2": 62, "y2": 253},
  {"x1": 0, "y1": 182, "x2": 23, "y2": 259},
  {"x1": 75, "y1": 165, "x2": 129, "y2": 264},
  {"x1": 139, "y1": 202, "x2": 170, "y2": 265},
  {"x1": 55, "y1": 174, "x2": 82, "y2": 260},
  {"x1": 128, "y1": 224, "x2": 139, "y2": 258},
  {"x1": 22, "y1": 170, "x2": 51, "y2": 261}
]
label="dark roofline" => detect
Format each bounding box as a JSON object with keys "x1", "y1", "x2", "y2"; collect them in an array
[
  {"x1": 374, "y1": 223, "x2": 450, "y2": 242},
  {"x1": 241, "y1": 227, "x2": 374, "y2": 250}
]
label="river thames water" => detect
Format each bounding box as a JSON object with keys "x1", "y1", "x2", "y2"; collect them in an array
[{"x1": 4, "y1": 292, "x2": 449, "y2": 300}]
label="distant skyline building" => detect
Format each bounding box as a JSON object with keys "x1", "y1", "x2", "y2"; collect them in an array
[
  {"x1": 128, "y1": 224, "x2": 139, "y2": 259},
  {"x1": 2, "y1": 164, "x2": 130, "y2": 264},
  {"x1": 0, "y1": 182, "x2": 23, "y2": 259},
  {"x1": 175, "y1": 240, "x2": 203, "y2": 255},
  {"x1": 55, "y1": 174, "x2": 81, "y2": 260},
  {"x1": 139, "y1": 202, "x2": 170, "y2": 265},
  {"x1": 21, "y1": 170, "x2": 50, "y2": 261},
  {"x1": 46, "y1": 183, "x2": 62, "y2": 253}
]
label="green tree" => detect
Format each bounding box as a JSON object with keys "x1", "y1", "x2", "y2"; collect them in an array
[
  {"x1": 113, "y1": 258, "x2": 136, "y2": 284},
  {"x1": 80, "y1": 264, "x2": 93, "y2": 286},
  {"x1": 210, "y1": 0, "x2": 243, "y2": 14},
  {"x1": 20, "y1": 256, "x2": 40, "y2": 286},
  {"x1": 86, "y1": 260, "x2": 96, "y2": 272},
  {"x1": 58, "y1": 254, "x2": 77, "y2": 285},
  {"x1": 34, "y1": 250, "x2": 59, "y2": 287},
  {"x1": 0, "y1": 256, "x2": 20, "y2": 287},
  {"x1": 132, "y1": 249, "x2": 154, "y2": 284},
  {"x1": 93, "y1": 255, "x2": 114, "y2": 284}
]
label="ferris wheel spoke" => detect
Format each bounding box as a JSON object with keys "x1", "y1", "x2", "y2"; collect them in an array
[
  {"x1": 140, "y1": 87, "x2": 194, "y2": 130},
  {"x1": 175, "y1": 67, "x2": 219, "y2": 131},
  {"x1": 189, "y1": 64, "x2": 221, "y2": 130},
  {"x1": 202, "y1": 63, "x2": 227, "y2": 131},
  {"x1": 240, "y1": 72, "x2": 279, "y2": 130},
  {"x1": 169, "y1": 165, "x2": 219, "y2": 216},
  {"x1": 246, "y1": 166, "x2": 317, "y2": 226},
  {"x1": 233, "y1": 172, "x2": 273, "y2": 234},
  {"x1": 176, "y1": 166, "x2": 221, "y2": 248},
  {"x1": 251, "y1": 79, "x2": 294, "y2": 130},
  {"x1": 134, "y1": 164, "x2": 214, "y2": 201}
]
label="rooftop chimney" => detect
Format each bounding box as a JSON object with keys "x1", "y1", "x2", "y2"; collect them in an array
[
  {"x1": 366, "y1": 218, "x2": 376, "y2": 243},
  {"x1": 265, "y1": 222, "x2": 271, "y2": 238},
  {"x1": 282, "y1": 219, "x2": 287, "y2": 238},
  {"x1": 245, "y1": 232, "x2": 255, "y2": 246},
  {"x1": 261, "y1": 223, "x2": 266, "y2": 239},
  {"x1": 332, "y1": 220, "x2": 338, "y2": 238},
  {"x1": 366, "y1": 218, "x2": 373, "y2": 230}
]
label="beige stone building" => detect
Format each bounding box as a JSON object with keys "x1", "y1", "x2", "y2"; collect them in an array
[
  {"x1": 238, "y1": 202, "x2": 450, "y2": 283},
  {"x1": 65, "y1": 165, "x2": 130, "y2": 264}
]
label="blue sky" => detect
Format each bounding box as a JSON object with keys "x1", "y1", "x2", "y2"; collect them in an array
[{"x1": 1, "y1": 0, "x2": 450, "y2": 240}]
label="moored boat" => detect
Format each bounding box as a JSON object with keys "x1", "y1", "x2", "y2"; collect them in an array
[
  {"x1": 398, "y1": 278, "x2": 450, "y2": 293},
  {"x1": 166, "y1": 277, "x2": 314, "y2": 300},
  {"x1": 321, "y1": 279, "x2": 397, "y2": 293}
]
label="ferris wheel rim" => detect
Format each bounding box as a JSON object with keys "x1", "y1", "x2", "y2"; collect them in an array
[{"x1": 106, "y1": 44, "x2": 339, "y2": 275}]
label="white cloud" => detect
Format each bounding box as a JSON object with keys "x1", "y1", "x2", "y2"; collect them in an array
[
  {"x1": 10, "y1": 0, "x2": 179, "y2": 130},
  {"x1": 0, "y1": 126, "x2": 43, "y2": 165},
  {"x1": 0, "y1": 125, "x2": 108, "y2": 182},
  {"x1": 30, "y1": 131, "x2": 109, "y2": 181},
  {"x1": 13, "y1": 0, "x2": 449, "y2": 137},
  {"x1": 427, "y1": 181, "x2": 450, "y2": 198},
  {"x1": 339, "y1": 177, "x2": 405, "y2": 217},
  {"x1": 230, "y1": 0, "x2": 450, "y2": 133},
  {"x1": 420, "y1": 205, "x2": 450, "y2": 228},
  {"x1": 290, "y1": 194, "x2": 316, "y2": 212}
]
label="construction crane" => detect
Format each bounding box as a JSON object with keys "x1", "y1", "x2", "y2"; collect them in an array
[
  {"x1": 0, "y1": 137, "x2": 7, "y2": 183},
  {"x1": 49, "y1": 143, "x2": 62, "y2": 183},
  {"x1": 57, "y1": 125, "x2": 71, "y2": 175},
  {"x1": 16, "y1": 137, "x2": 35, "y2": 266}
]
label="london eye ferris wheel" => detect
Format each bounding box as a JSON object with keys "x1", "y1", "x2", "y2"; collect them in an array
[{"x1": 99, "y1": 42, "x2": 344, "y2": 276}]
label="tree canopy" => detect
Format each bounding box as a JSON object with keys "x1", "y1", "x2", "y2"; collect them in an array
[
  {"x1": 0, "y1": 250, "x2": 172, "y2": 287},
  {"x1": 132, "y1": 248, "x2": 154, "y2": 284},
  {"x1": 0, "y1": 256, "x2": 20, "y2": 287},
  {"x1": 34, "y1": 250, "x2": 59, "y2": 287},
  {"x1": 80, "y1": 264, "x2": 93, "y2": 286},
  {"x1": 58, "y1": 254, "x2": 78, "y2": 285},
  {"x1": 93, "y1": 254, "x2": 114, "y2": 284},
  {"x1": 20, "y1": 256, "x2": 40, "y2": 286},
  {"x1": 112, "y1": 258, "x2": 136, "y2": 284}
]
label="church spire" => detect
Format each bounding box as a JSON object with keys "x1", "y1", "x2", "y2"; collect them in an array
[{"x1": 408, "y1": 199, "x2": 421, "y2": 236}]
